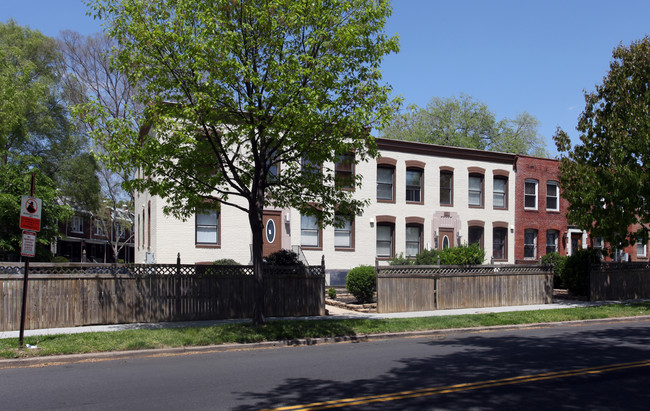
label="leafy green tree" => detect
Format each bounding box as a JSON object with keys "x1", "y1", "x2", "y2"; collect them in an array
[
  {"x1": 0, "y1": 20, "x2": 101, "y2": 257},
  {"x1": 554, "y1": 37, "x2": 650, "y2": 251},
  {"x1": 0, "y1": 155, "x2": 73, "y2": 261},
  {"x1": 380, "y1": 94, "x2": 548, "y2": 156},
  {"x1": 0, "y1": 19, "x2": 61, "y2": 165},
  {"x1": 85, "y1": 0, "x2": 400, "y2": 324}
]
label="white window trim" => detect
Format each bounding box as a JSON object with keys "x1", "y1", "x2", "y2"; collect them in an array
[
  {"x1": 637, "y1": 239, "x2": 647, "y2": 258},
  {"x1": 71, "y1": 215, "x2": 84, "y2": 233},
  {"x1": 524, "y1": 229, "x2": 537, "y2": 259},
  {"x1": 546, "y1": 181, "x2": 560, "y2": 211},
  {"x1": 524, "y1": 179, "x2": 538, "y2": 210}
]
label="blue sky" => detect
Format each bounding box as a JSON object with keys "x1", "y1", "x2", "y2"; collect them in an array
[{"x1": 5, "y1": 0, "x2": 650, "y2": 156}]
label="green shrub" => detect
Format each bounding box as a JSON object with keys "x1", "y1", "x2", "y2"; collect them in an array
[
  {"x1": 413, "y1": 249, "x2": 440, "y2": 265},
  {"x1": 541, "y1": 252, "x2": 567, "y2": 288},
  {"x1": 327, "y1": 286, "x2": 337, "y2": 299},
  {"x1": 212, "y1": 258, "x2": 241, "y2": 265},
  {"x1": 438, "y1": 243, "x2": 485, "y2": 265},
  {"x1": 52, "y1": 256, "x2": 69, "y2": 263},
  {"x1": 389, "y1": 253, "x2": 413, "y2": 266},
  {"x1": 345, "y1": 265, "x2": 376, "y2": 303},
  {"x1": 561, "y1": 248, "x2": 602, "y2": 296},
  {"x1": 265, "y1": 249, "x2": 303, "y2": 266}
]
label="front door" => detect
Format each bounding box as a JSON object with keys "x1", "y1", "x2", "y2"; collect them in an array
[
  {"x1": 262, "y1": 211, "x2": 282, "y2": 257},
  {"x1": 571, "y1": 233, "x2": 582, "y2": 255},
  {"x1": 439, "y1": 228, "x2": 455, "y2": 250}
]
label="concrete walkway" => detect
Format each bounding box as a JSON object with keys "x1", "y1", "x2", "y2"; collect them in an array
[{"x1": 0, "y1": 299, "x2": 612, "y2": 340}]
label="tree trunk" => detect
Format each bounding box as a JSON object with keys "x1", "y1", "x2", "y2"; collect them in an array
[{"x1": 249, "y1": 199, "x2": 265, "y2": 325}]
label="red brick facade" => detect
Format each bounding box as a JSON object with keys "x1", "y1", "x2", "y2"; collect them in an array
[{"x1": 514, "y1": 156, "x2": 571, "y2": 262}]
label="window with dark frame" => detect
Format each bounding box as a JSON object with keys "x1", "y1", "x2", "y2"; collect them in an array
[
  {"x1": 300, "y1": 214, "x2": 320, "y2": 248},
  {"x1": 376, "y1": 166, "x2": 395, "y2": 201},
  {"x1": 335, "y1": 153, "x2": 354, "y2": 189},
  {"x1": 468, "y1": 226, "x2": 484, "y2": 249},
  {"x1": 406, "y1": 169, "x2": 422, "y2": 203},
  {"x1": 334, "y1": 214, "x2": 353, "y2": 249},
  {"x1": 493, "y1": 176, "x2": 507, "y2": 209},
  {"x1": 493, "y1": 227, "x2": 507, "y2": 260},
  {"x1": 405, "y1": 224, "x2": 422, "y2": 257},
  {"x1": 440, "y1": 171, "x2": 453, "y2": 205},
  {"x1": 196, "y1": 210, "x2": 219, "y2": 245},
  {"x1": 468, "y1": 174, "x2": 484, "y2": 207},
  {"x1": 376, "y1": 223, "x2": 394, "y2": 258}
]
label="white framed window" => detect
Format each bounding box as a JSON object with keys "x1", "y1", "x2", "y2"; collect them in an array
[
  {"x1": 94, "y1": 220, "x2": 105, "y2": 236},
  {"x1": 71, "y1": 215, "x2": 84, "y2": 233},
  {"x1": 116, "y1": 222, "x2": 125, "y2": 239},
  {"x1": 546, "y1": 230, "x2": 559, "y2": 254},
  {"x1": 300, "y1": 214, "x2": 320, "y2": 248},
  {"x1": 334, "y1": 214, "x2": 353, "y2": 249},
  {"x1": 493, "y1": 177, "x2": 507, "y2": 209},
  {"x1": 593, "y1": 236, "x2": 604, "y2": 250},
  {"x1": 377, "y1": 166, "x2": 394, "y2": 201},
  {"x1": 405, "y1": 224, "x2": 422, "y2": 257},
  {"x1": 525, "y1": 179, "x2": 538, "y2": 210},
  {"x1": 406, "y1": 169, "x2": 422, "y2": 203},
  {"x1": 524, "y1": 229, "x2": 538, "y2": 259},
  {"x1": 196, "y1": 211, "x2": 219, "y2": 245},
  {"x1": 376, "y1": 223, "x2": 394, "y2": 258},
  {"x1": 468, "y1": 174, "x2": 484, "y2": 207},
  {"x1": 546, "y1": 181, "x2": 559, "y2": 211},
  {"x1": 638, "y1": 238, "x2": 647, "y2": 258}
]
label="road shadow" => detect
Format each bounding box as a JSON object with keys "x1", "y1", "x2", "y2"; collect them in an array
[{"x1": 232, "y1": 321, "x2": 650, "y2": 410}]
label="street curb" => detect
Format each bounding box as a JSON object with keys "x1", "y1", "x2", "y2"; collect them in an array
[{"x1": 3, "y1": 315, "x2": 650, "y2": 369}]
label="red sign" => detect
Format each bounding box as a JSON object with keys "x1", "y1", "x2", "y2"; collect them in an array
[
  {"x1": 20, "y1": 196, "x2": 42, "y2": 232},
  {"x1": 21, "y1": 231, "x2": 36, "y2": 258}
]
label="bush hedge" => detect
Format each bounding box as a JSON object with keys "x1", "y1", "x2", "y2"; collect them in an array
[
  {"x1": 345, "y1": 265, "x2": 376, "y2": 303},
  {"x1": 388, "y1": 244, "x2": 484, "y2": 266},
  {"x1": 560, "y1": 248, "x2": 602, "y2": 296}
]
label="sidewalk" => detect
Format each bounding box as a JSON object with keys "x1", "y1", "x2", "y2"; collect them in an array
[{"x1": 0, "y1": 299, "x2": 607, "y2": 340}]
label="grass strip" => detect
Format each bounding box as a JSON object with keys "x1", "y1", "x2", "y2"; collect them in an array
[{"x1": 2, "y1": 302, "x2": 650, "y2": 359}]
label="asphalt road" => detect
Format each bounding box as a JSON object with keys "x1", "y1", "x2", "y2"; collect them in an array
[{"x1": 2, "y1": 318, "x2": 650, "y2": 410}]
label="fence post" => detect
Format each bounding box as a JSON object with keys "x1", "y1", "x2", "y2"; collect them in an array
[
  {"x1": 176, "y1": 253, "x2": 181, "y2": 319},
  {"x1": 321, "y1": 255, "x2": 325, "y2": 276}
]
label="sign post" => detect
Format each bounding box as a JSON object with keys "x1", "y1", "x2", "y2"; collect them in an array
[{"x1": 19, "y1": 173, "x2": 40, "y2": 350}]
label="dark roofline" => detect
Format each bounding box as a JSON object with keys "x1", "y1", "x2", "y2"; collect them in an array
[{"x1": 375, "y1": 138, "x2": 517, "y2": 166}]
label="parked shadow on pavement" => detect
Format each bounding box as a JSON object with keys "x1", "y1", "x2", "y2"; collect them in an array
[{"x1": 232, "y1": 322, "x2": 650, "y2": 410}]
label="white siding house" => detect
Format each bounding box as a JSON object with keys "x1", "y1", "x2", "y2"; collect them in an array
[{"x1": 135, "y1": 138, "x2": 517, "y2": 280}]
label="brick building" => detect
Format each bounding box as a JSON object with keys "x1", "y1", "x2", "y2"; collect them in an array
[{"x1": 514, "y1": 155, "x2": 585, "y2": 262}]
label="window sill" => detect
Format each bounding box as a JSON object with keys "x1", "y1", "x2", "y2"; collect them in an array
[
  {"x1": 406, "y1": 201, "x2": 424, "y2": 205},
  {"x1": 524, "y1": 208, "x2": 538, "y2": 212},
  {"x1": 301, "y1": 246, "x2": 323, "y2": 251},
  {"x1": 493, "y1": 207, "x2": 508, "y2": 211},
  {"x1": 195, "y1": 244, "x2": 220, "y2": 248},
  {"x1": 469, "y1": 205, "x2": 484, "y2": 209},
  {"x1": 440, "y1": 203, "x2": 454, "y2": 207},
  {"x1": 335, "y1": 247, "x2": 356, "y2": 252},
  {"x1": 377, "y1": 199, "x2": 396, "y2": 204}
]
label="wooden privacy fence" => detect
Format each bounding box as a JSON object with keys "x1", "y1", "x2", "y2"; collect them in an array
[
  {"x1": 377, "y1": 265, "x2": 553, "y2": 313},
  {"x1": 590, "y1": 262, "x2": 650, "y2": 301},
  {"x1": 0, "y1": 263, "x2": 325, "y2": 332}
]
